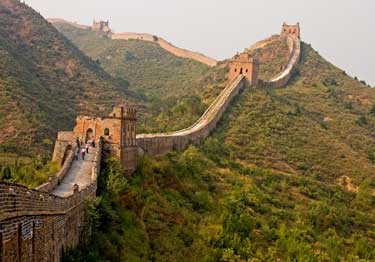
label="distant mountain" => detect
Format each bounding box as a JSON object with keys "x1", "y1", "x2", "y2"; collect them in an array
[{"x1": 0, "y1": 0, "x2": 134, "y2": 156}]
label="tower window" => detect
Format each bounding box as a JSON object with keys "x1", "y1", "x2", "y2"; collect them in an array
[{"x1": 104, "y1": 128, "x2": 110, "y2": 136}]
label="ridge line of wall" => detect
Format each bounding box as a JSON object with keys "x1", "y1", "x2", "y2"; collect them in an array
[
  {"x1": 111, "y1": 33, "x2": 217, "y2": 67},
  {"x1": 136, "y1": 75, "x2": 246, "y2": 155}
]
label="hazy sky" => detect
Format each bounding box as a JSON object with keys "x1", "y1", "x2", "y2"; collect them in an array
[{"x1": 24, "y1": 0, "x2": 375, "y2": 85}]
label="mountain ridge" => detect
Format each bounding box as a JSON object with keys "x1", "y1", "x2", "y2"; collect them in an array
[{"x1": 48, "y1": 18, "x2": 218, "y2": 66}]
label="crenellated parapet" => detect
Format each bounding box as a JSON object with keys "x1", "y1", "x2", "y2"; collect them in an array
[{"x1": 0, "y1": 140, "x2": 102, "y2": 262}]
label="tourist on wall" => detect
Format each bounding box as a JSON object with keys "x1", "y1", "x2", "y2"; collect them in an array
[
  {"x1": 81, "y1": 147, "x2": 86, "y2": 160},
  {"x1": 76, "y1": 137, "x2": 80, "y2": 148}
]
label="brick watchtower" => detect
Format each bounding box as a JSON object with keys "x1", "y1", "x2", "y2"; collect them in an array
[
  {"x1": 281, "y1": 22, "x2": 300, "y2": 39},
  {"x1": 52, "y1": 104, "x2": 138, "y2": 175},
  {"x1": 228, "y1": 53, "x2": 259, "y2": 86}
]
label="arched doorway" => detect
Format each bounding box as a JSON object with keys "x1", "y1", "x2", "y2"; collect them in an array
[
  {"x1": 86, "y1": 128, "x2": 94, "y2": 143},
  {"x1": 239, "y1": 68, "x2": 243, "y2": 74}
]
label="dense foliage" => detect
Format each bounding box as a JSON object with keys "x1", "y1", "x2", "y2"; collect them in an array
[
  {"x1": 220, "y1": 43, "x2": 375, "y2": 186},
  {"x1": 64, "y1": 139, "x2": 375, "y2": 261},
  {"x1": 0, "y1": 154, "x2": 59, "y2": 187}
]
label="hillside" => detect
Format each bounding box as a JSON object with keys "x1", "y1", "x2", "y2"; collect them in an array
[
  {"x1": 64, "y1": 40, "x2": 375, "y2": 261},
  {"x1": 52, "y1": 21, "x2": 294, "y2": 134},
  {"x1": 51, "y1": 21, "x2": 227, "y2": 133},
  {"x1": 0, "y1": 0, "x2": 135, "y2": 158},
  {"x1": 220, "y1": 42, "x2": 375, "y2": 186},
  {"x1": 51, "y1": 21, "x2": 211, "y2": 102}
]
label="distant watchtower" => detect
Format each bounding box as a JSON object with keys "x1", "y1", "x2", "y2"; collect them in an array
[
  {"x1": 92, "y1": 19, "x2": 112, "y2": 37},
  {"x1": 228, "y1": 53, "x2": 259, "y2": 86},
  {"x1": 281, "y1": 22, "x2": 300, "y2": 39}
]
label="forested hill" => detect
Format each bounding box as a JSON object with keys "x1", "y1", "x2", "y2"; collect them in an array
[
  {"x1": 51, "y1": 21, "x2": 211, "y2": 103},
  {"x1": 70, "y1": 41, "x2": 375, "y2": 261},
  {"x1": 0, "y1": 0, "x2": 135, "y2": 157}
]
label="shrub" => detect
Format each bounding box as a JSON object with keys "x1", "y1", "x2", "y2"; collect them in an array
[{"x1": 356, "y1": 116, "x2": 368, "y2": 126}]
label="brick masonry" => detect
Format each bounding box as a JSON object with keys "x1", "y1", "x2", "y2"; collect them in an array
[{"x1": 0, "y1": 141, "x2": 101, "y2": 262}]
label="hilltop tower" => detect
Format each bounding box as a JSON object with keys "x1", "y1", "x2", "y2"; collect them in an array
[
  {"x1": 228, "y1": 53, "x2": 259, "y2": 86},
  {"x1": 281, "y1": 22, "x2": 300, "y2": 39},
  {"x1": 92, "y1": 19, "x2": 112, "y2": 37}
]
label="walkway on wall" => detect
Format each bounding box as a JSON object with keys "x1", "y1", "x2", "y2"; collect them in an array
[
  {"x1": 269, "y1": 35, "x2": 300, "y2": 83},
  {"x1": 52, "y1": 146, "x2": 98, "y2": 197}
]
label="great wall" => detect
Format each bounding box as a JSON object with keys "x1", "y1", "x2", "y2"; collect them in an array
[
  {"x1": 48, "y1": 18, "x2": 218, "y2": 67},
  {"x1": 0, "y1": 23, "x2": 301, "y2": 261},
  {"x1": 112, "y1": 32, "x2": 218, "y2": 67}
]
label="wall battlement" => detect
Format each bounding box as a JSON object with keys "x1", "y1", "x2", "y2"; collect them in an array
[
  {"x1": 0, "y1": 141, "x2": 101, "y2": 262},
  {"x1": 228, "y1": 53, "x2": 259, "y2": 85}
]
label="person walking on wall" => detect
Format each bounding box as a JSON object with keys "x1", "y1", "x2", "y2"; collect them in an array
[
  {"x1": 86, "y1": 143, "x2": 89, "y2": 154},
  {"x1": 81, "y1": 147, "x2": 86, "y2": 160},
  {"x1": 76, "y1": 137, "x2": 80, "y2": 148}
]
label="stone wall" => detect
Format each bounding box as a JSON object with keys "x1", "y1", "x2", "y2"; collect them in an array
[
  {"x1": 112, "y1": 33, "x2": 217, "y2": 67},
  {"x1": 38, "y1": 143, "x2": 77, "y2": 193},
  {"x1": 137, "y1": 75, "x2": 247, "y2": 155},
  {"x1": 0, "y1": 142, "x2": 102, "y2": 262},
  {"x1": 260, "y1": 35, "x2": 301, "y2": 88}
]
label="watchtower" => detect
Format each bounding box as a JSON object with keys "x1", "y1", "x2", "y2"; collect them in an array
[
  {"x1": 228, "y1": 53, "x2": 259, "y2": 86},
  {"x1": 92, "y1": 19, "x2": 112, "y2": 36},
  {"x1": 281, "y1": 22, "x2": 300, "y2": 39},
  {"x1": 68, "y1": 104, "x2": 137, "y2": 175}
]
